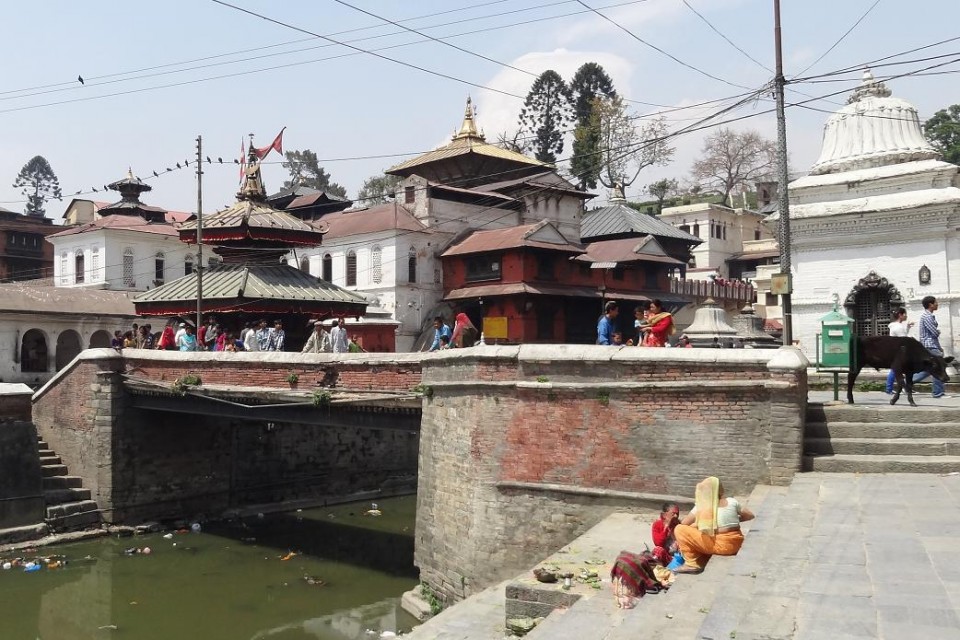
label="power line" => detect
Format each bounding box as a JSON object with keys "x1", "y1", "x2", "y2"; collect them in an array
[
  {"x1": 794, "y1": 0, "x2": 883, "y2": 77},
  {"x1": 210, "y1": 0, "x2": 527, "y2": 99},
  {"x1": 681, "y1": 0, "x2": 772, "y2": 73},
  {"x1": 792, "y1": 49, "x2": 960, "y2": 82},
  {"x1": 573, "y1": 0, "x2": 753, "y2": 90},
  {"x1": 803, "y1": 35, "x2": 960, "y2": 80}
]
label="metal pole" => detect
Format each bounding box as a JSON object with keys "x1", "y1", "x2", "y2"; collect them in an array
[
  {"x1": 196, "y1": 135, "x2": 204, "y2": 333},
  {"x1": 774, "y1": 0, "x2": 793, "y2": 346}
]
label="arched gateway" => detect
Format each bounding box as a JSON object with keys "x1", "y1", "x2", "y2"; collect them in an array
[{"x1": 844, "y1": 271, "x2": 904, "y2": 337}]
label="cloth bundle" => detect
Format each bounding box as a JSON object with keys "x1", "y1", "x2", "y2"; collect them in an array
[{"x1": 611, "y1": 550, "x2": 662, "y2": 608}]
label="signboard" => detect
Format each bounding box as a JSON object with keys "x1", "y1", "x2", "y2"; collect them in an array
[
  {"x1": 770, "y1": 273, "x2": 792, "y2": 296},
  {"x1": 483, "y1": 316, "x2": 508, "y2": 340}
]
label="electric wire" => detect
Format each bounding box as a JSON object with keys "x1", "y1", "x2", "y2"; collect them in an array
[
  {"x1": 795, "y1": 0, "x2": 883, "y2": 78},
  {"x1": 681, "y1": 0, "x2": 772, "y2": 73}
]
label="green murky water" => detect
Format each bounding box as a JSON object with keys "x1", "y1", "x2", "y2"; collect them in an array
[{"x1": 0, "y1": 496, "x2": 419, "y2": 640}]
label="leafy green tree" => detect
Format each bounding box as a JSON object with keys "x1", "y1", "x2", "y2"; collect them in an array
[
  {"x1": 357, "y1": 173, "x2": 402, "y2": 205},
  {"x1": 518, "y1": 70, "x2": 573, "y2": 164},
  {"x1": 13, "y1": 155, "x2": 61, "y2": 217},
  {"x1": 924, "y1": 104, "x2": 960, "y2": 165},
  {"x1": 569, "y1": 63, "x2": 617, "y2": 190},
  {"x1": 281, "y1": 149, "x2": 347, "y2": 197},
  {"x1": 647, "y1": 178, "x2": 678, "y2": 214}
]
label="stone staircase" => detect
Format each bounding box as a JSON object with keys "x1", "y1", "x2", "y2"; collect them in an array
[
  {"x1": 38, "y1": 437, "x2": 101, "y2": 532},
  {"x1": 803, "y1": 402, "x2": 960, "y2": 473}
]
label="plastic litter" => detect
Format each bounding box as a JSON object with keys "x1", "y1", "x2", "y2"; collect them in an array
[
  {"x1": 2, "y1": 562, "x2": 11, "y2": 570},
  {"x1": 190, "y1": 522, "x2": 201, "y2": 533},
  {"x1": 163, "y1": 533, "x2": 174, "y2": 540},
  {"x1": 666, "y1": 552, "x2": 685, "y2": 571},
  {"x1": 24, "y1": 563, "x2": 41, "y2": 573},
  {"x1": 280, "y1": 552, "x2": 297, "y2": 561}
]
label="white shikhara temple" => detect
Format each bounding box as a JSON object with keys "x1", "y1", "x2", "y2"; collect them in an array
[{"x1": 776, "y1": 70, "x2": 959, "y2": 356}]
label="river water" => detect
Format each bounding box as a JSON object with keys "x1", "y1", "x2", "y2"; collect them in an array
[{"x1": 0, "y1": 495, "x2": 420, "y2": 640}]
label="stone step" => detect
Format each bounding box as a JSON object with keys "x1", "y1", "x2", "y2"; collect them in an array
[
  {"x1": 39, "y1": 448, "x2": 58, "y2": 458},
  {"x1": 37, "y1": 439, "x2": 50, "y2": 451},
  {"x1": 807, "y1": 404, "x2": 960, "y2": 424},
  {"x1": 41, "y1": 464, "x2": 68, "y2": 477},
  {"x1": 805, "y1": 436, "x2": 960, "y2": 456},
  {"x1": 41, "y1": 475, "x2": 85, "y2": 490},
  {"x1": 43, "y1": 487, "x2": 92, "y2": 505},
  {"x1": 805, "y1": 421, "x2": 960, "y2": 439},
  {"x1": 45, "y1": 499, "x2": 99, "y2": 520},
  {"x1": 46, "y1": 509, "x2": 101, "y2": 532},
  {"x1": 804, "y1": 454, "x2": 960, "y2": 473},
  {"x1": 39, "y1": 453, "x2": 62, "y2": 465}
]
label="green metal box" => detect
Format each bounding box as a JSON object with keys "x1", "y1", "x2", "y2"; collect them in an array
[{"x1": 820, "y1": 308, "x2": 854, "y2": 368}]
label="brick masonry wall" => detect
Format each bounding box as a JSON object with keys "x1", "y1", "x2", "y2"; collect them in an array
[
  {"x1": 32, "y1": 350, "x2": 422, "y2": 523},
  {"x1": 416, "y1": 345, "x2": 808, "y2": 602}
]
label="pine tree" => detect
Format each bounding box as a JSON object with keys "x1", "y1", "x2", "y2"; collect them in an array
[
  {"x1": 518, "y1": 70, "x2": 573, "y2": 164},
  {"x1": 13, "y1": 155, "x2": 62, "y2": 217},
  {"x1": 569, "y1": 63, "x2": 617, "y2": 191},
  {"x1": 281, "y1": 149, "x2": 347, "y2": 197}
]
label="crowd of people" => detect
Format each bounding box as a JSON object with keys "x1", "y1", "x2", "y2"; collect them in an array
[
  {"x1": 427, "y1": 313, "x2": 478, "y2": 351},
  {"x1": 598, "y1": 299, "x2": 678, "y2": 347},
  {"x1": 110, "y1": 317, "x2": 366, "y2": 353}
]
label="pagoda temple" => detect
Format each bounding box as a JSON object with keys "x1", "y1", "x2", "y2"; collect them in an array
[
  {"x1": 133, "y1": 145, "x2": 367, "y2": 333},
  {"x1": 98, "y1": 169, "x2": 169, "y2": 222}
]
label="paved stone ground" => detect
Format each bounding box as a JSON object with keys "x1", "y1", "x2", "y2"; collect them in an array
[
  {"x1": 811, "y1": 389, "x2": 960, "y2": 407},
  {"x1": 700, "y1": 472, "x2": 960, "y2": 640}
]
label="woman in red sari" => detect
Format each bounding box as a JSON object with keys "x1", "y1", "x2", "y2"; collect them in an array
[{"x1": 642, "y1": 299, "x2": 674, "y2": 347}]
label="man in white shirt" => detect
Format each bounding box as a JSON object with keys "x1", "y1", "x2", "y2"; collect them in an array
[
  {"x1": 885, "y1": 307, "x2": 913, "y2": 394},
  {"x1": 174, "y1": 322, "x2": 187, "y2": 346},
  {"x1": 242, "y1": 322, "x2": 259, "y2": 352},
  {"x1": 301, "y1": 321, "x2": 332, "y2": 353},
  {"x1": 330, "y1": 318, "x2": 349, "y2": 353}
]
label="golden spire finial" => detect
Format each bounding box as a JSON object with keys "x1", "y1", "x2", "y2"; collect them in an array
[
  {"x1": 127, "y1": 167, "x2": 134, "y2": 180},
  {"x1": 453, "y1": 96, "x2": 484, "y2": 141}
]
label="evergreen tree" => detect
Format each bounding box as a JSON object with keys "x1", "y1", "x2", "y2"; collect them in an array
[
  {"x1": 13, "y1": 155, "x2": 61, "y2": 217},
  {"x1": 924, "y1": 104, "x2": 960, "y2": 165},
  {"x1": 647, "y1": 178, "x2": 678, "y2": 214},
  {"x1": 357, "y1": 173, "x2": 402, "y2": 205},
  {"x1": 518, "y1": 70, "x2": 573, "y2": 164},
  {"x1": 281, "y1": 149, "x2": 347, "y2": 197},
  {"x1": 569, "y1": 63, "x2": 617, "y2": 190}
]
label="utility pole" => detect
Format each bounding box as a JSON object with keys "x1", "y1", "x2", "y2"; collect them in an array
[
  {"x1": 773, "y1": 0, "x2": 793, "y2": 346},
  {"x1": 196, "y1": 135, "x2": 204, "y2": 333}
]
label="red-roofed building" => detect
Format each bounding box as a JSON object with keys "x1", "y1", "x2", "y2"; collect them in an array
[
  {"x1": 49, "y1": 170, "x2": 202, "y2": 291},
  {"x1": 441, "y1": 221, "x2": 683, "y2": 344}
]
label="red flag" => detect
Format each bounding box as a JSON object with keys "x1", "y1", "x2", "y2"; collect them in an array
[
  {"x1": 254, "y1": 127, "x2": 285, "y2": 160},
  {"x1": 239, "y1": 138, "x2": 246, "y2": 184}
]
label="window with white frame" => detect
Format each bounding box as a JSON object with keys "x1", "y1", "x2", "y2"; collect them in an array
[
  {"x1": 155, "y1": 252, "x2": 165, "y2": 284},
  {"x1": 91, "y1": 248, "x2": 101, "y2": 281},
  {"x1": 322, "y1": 254, "x2": 332, "y2": 281},
  {"x1": 346, "y1": 250, "x2": 357, "y2": 287},
  {"x1": 123, "y1": 248, "x2": 134, "y2": 286},
  {"x1": 60, "y1": 252, "x2": 69, "y2": 285},
  {"x1": 184, "y1": 254, "x2": 194, "y2": 276},
  {"x1": 371, "y1": 246, "x2": 382, "y2": 284}
]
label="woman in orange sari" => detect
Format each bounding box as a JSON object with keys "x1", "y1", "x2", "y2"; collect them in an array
[
  {"x1": 641, "y1": 299, "x2": 674, "y2": 347},
  {"x1": 673, "y1": 477, "x2": 754, "y2": 574}
]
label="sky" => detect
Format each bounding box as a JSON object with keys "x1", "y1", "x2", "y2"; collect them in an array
[{"x1": 0, "y1": 0, "x2": 957, "y2": 218}]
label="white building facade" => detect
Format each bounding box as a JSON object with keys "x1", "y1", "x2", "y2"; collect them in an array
[{"x1": 781, "y1": 71, "x2": 959, "y2": 357}]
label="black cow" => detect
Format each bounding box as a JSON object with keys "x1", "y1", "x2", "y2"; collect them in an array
[{"x1": 848, "y1": 336, "x2": 954, "y2": 406}]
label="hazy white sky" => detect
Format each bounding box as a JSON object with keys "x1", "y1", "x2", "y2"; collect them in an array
[{"x1": 0, "y1": 0, "x2": 956, "y2": 216}]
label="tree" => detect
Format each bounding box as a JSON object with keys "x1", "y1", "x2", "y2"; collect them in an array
[
  {"x1": 13, "y1": 155, "x2": 61, "y2": 217},
  {"x1": 924, "y1": 104, "x2": 960, "y2": 165},
  {"x1": 495, "y1": 130, "x2": 529, "y2": 154},
  {"x1": 691, "y1": 128, "x2": 776, "y2": 206},
  {"x1": 518, "y1": 70, "x2": 573, "y2": 164},
  {"x1": 569, "y1": 63, "x2": 617, "y2": 190},
  {"x1": 647, "y1": 178, "x2": 679, "y2": 214},
  {"x1": 357, "y1": 173, "x2": 402, "y2": 206},
  {"x1": 281, "y1": 149, "x2": 347, "y2": 197},
  {"x1": 592, "y1": 96, "x2": 674, "y2": 196}
]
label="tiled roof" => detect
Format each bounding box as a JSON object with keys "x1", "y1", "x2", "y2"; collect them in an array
[
  {"x1": 47, "y1": 214, "x2": 179, "y2": 238},
  {"x1": 133, "y1": 264, "x2": 367, "y2": 308},
  {"x1": 581, "y1": 203, "x2": 701, "y2": 243},
  {"x1": 475, "y1": 171, "x2": 594, "y2": 199},
  {"x1": 178, "y1": 200, "x2": 316, "y2": 233},
  {"x1": 0, "y1": 281, "x2": 137, "y2": 316},
  {"x1": 441, "y1": 220, "x2": 583, "y2": 257},
  {"x1": 445, "y1": 282, "x2": 650, "y2": 303},
  {"x1": 579, "y1": 236, "x2": 684, "y2": 265},
  {"x1": 386, "y1": 136, "x2": 548, "y2": 177},
  {"x1": 313, "y1": 203, "x2": 428, "y2": 238}
]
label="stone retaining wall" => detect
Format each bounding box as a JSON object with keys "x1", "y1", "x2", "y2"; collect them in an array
[{"x1": 415, "y1": 345, "x2": 808, "y2": 603}]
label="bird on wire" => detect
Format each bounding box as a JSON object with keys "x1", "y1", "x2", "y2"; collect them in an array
[{"x1": 77, "y1": 75, "x2": 84, "y2": 85}]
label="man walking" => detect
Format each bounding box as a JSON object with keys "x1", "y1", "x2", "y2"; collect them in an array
[
  {"x1": 330, "y1": 318, "x2": 350, "y2": 353},
  {"x1": 597, "y1": 301, "x2": 618, "y2": 345},
  {"x1": 302, "y1": 320, "x2": 332, "y2": 353},
  {"x1": 913, "y1": 296, "x2": 950, "y2": 399}
]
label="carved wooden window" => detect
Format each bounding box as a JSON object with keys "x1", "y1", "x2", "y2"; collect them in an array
[
  {"x1": 74, "y1": 252, "x2": 85, "y2": 284},
  {"x1": 346, "y1": 250, "x2": 357, "y2": 286},
  {"x1": 322, "y1": 254, "x2": 333, "y2": 282},
  {"x1": 122, "y1": 249, "x2": 134, "y2": 286},
  {"x1": 184, "y1": 254, "x2": 194, "y2": 276},
  {"x1": 155, "y1": 252, "x2": 165, "y2": 284},
  {"x1": 853, "y1": 288, "x2": 892, "y2": 337},
  {"x1": 371, "y1": 246, "x2": 382, "y2": 284},
  {"x1": 407, "y1": 247, "x2": 417, "y2": 284}
]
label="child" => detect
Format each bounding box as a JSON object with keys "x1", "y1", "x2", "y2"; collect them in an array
[
  {"x1": 651, "y1": 502, "x2": 680, "y2": 565},
  {"x1": 612, "y1": 331, "x2": 624, "y2": 346}
]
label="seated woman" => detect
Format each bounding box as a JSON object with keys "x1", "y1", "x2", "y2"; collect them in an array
[
  {"x1": 651, "y1": 502, "x2": 680, "y2": 565},
  {"x1": 673, "y1": 476, "x2": 754, "y2": 574}
]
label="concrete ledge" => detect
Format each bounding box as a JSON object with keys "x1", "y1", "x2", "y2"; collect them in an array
[{"x1": 495, "y1": 481, "x2": 694, "y2": 508}]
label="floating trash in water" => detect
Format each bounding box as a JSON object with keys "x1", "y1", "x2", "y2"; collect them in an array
[
  {"x1": 163, "y1": 533, "x2": 174, "y2": 540},
  {"x1": 2, "y1": 562, "x2": 11, "y2": 570},
  {"x1": 98, "y1": 625, "x2": 118, "y2": 630},
  {"x1": 24, "y1": 562, "x2": 40, "y2": 573},
  {"x1": 191, "y1": 522, "x2": 201, "y2": 533},
  {"x1": 365, "y1": 509, "x2": 382, "y2": 517},
  {"x1": 303, "y1": 575, "x2": 325, "y2": 587},
  {"x1": 280, "y1": 552, "x2": 297, "y2": 561}
]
